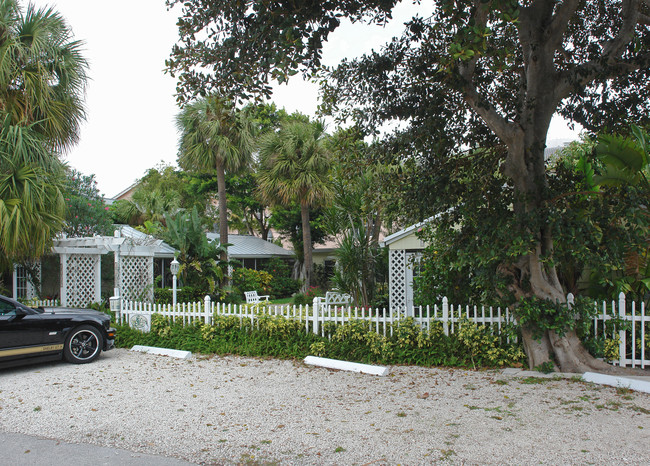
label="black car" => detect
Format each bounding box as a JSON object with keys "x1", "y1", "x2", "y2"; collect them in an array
[{"x1": 0, "y1": 294, "x2": 115, "y2": 369}]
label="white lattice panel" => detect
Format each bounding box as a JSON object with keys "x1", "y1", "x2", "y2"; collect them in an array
[
  {"x1": 65, "y1": 254, "x2": 99, "y2": 307},
  {"x1": 389, "y1": 249, "x2": 407, "y2": 312},
  {"x1": 120, "y1": 255, "x2": 153, "y2": 302}
]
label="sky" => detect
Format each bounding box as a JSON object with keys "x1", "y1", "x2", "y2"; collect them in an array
[{"x1": 40, "y1": 0, "x2": 581, "y2": 198}]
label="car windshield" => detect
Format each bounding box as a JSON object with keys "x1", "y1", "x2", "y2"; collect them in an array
[{"x1": 0, "y1": 296, "x2": 43, "y2": 314}]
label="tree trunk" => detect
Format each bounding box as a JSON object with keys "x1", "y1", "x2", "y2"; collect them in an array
[
  {"x1": 216, "y1": 162, "x2": 229, "y2": 283},
  {"x1": 300, "y1": 202, "x2": 312, "y2": 293},
  {"x1": 455, "y1": 1, "x2": 647, "y2": 374},
  {"x1": 506, "y1": 133, "x2": 632, "y2": 374}
]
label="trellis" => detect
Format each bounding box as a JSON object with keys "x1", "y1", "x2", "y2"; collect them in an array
[
  {"x1": 389, "y1": 249, "x2": 407, "y2": 311},
  {"x1": 52, "y1": 232, "x2": 161, "y2": 307},
  {"x1": 383, "y1": 218, "x2": 433, "y2": 315}
]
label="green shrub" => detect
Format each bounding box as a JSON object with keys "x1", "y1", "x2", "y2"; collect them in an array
[
  {"x1": 116, "y1": 313, "x2": 526, "y2": 369},
  {"x1": 231, "y1": 267, "x2": 272, "y2": 297},
  {"x1": 263, "y1": 258, "x2": 301, "y2": 298},
  {"x1": 154, "y1": 286, "x2": 206, "y2": 304},
  {"x1": 293, "y1": 293, "x2": 308, "y2": 306}
]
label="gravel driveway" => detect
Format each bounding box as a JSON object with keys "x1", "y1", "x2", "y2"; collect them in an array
[{"x1": 1, "y1": 349, "x2": 649, "y2": 465}]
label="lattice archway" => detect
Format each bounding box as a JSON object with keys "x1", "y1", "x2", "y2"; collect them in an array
[{"x1": 53, "y1": 234, "x2": 164, "y2": 307}]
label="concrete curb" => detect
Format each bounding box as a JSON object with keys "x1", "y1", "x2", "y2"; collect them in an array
[
  {"x1": 582, "y1": 372, "x2": 650, "y2": 394},
  {"x1": 304, "y1": 356, "x2": 389, "y2": 376},
  {"x1": 130, "y1": 345, "x2": 192, "y2": 360}
]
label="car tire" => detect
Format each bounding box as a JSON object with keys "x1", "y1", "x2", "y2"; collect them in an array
[{"x1": 64, "y1": 325, "x2": 103, "y2": 364}]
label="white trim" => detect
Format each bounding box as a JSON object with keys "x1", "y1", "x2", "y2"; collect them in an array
[{"x1": 381, "y1": 215, "x2": 437, "y2": 247}]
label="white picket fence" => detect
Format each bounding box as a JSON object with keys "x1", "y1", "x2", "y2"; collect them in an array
[
  {"x1": 22, "y1": 298, "x2": 60, "y2": 307},
  {"x1": 112, "y1": 292, "x2": 648, "y2": 368}
]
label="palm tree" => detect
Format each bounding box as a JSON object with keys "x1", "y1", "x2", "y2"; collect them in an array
[
  {"x1": 0, "y1": 1, "x2": 87, "y2": 270},
  {"x1": 0, "y1": 124, "x2": 66, "y2": 269},
  {"x1": 594, "y1": 125, "x2": 650, "y2": 301},
  {"x1": 176, "y1": 95, "x2": 254, "y2": 267},
  {"x1": 594, "y1": 125, "x2": 649, "y2": 191},
  {"x1": 0, "y1": 0, "x2": 87, "y2": 151},
  {"x1": 257, "y1": 120, "x2": 333, "y2": 290}
]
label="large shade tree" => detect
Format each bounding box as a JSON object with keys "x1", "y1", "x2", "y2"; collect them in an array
[
  {"x1": 257, "y1": 120, "x2": 333, "y2": 290},
  {"x1": 166, "y1": 0, "x2": 650, "y2": 373},
  {"x1": 176, "y1": 95, "x2": 254, "y2": 265},
  {"x1": 0, "y1": 0, "x2": 87, "y2": 269}
]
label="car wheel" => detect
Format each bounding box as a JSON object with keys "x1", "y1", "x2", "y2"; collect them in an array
[{"x1": 64, "y1": 325, "x2": 103, "y2": 364}]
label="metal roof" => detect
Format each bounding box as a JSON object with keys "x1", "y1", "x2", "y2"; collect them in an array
[
  {"x1": 206, "y1": 233, "x2": 294, "y2": 258},
  {"x1": 115, "y1": 225, "x2": 177, "y2": 258}
]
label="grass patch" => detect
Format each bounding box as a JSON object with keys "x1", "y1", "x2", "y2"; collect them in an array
[{"x1": 519, "y1": 376, "x2": 551, "y2": 385}]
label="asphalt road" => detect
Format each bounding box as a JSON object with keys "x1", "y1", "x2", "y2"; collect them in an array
[{"x1": 0, "y1": 431, "x2": 196, "y2": 466}]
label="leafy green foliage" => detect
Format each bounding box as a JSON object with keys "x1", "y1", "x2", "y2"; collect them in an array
[
  {"x1": 263, "y1": 257, "x2": 300, "y2": 298},
  {"x1": 116, "y1": 314, "x2": 525, "y2": 368},
  {"x1": 110, "y1": 165, "x2": 219, "y2": 227},
  {"x1": 0, "y1": 124, "x2": 66, "y2": 270},
  {"x1": 414, "y1": 139, "x2": 650, "y2": 315},
  {"x1": 62, "y1": 169, "x2": 112, "y2": 237},
  {"x1": 0, "y1": 0, "x2": 88, "y2": 152},
  {"x1": 257, "y1": 117, "x2": 334, "y2": 289},
  {"x1": 116, "y1": 313, "x2": 320, "y2": 358},
  {"x1": 231, "y1": 267, "x2": 272, "y2": 297},
  {"x1": 594, "y1": 125, "x2": 650, "y2": 190},
  {"x1": 225, "y1": 172, "x2": 271, "y2": 238},
  {"x1": 176, "y1": 94, "x2": 255, "y2": 269},
  {"x1": 0, "y1": 1, "x2": 87, "y2": 269},
  {"x1": 516, "y1": 296, "x2": 598, "y2": 339},
  {"x1": 312, "y1": 317, "x2": 525, "y2": 368},
  {"x1": 165, "y1": 0, "x2": 396, "y2": 103},
  {"x1": 268, "y1": 203, "x2": 328, "y2": 263},
  {"x1": 163, "y1": 207, "x2": 226, "y2": 292},
  {"x1": 154, "y1": 286, "x2": 207, "y2": 304},
  {"x1": 325, "y1": 129, "x2": 392, "y2": 307}
]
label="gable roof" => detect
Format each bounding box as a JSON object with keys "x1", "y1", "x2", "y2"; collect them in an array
[
  {"x1": 381, "y1": 216, "x2": 436, "y2": 247},
  {"x1": 206, "y1": 233, "x2": 294, "y2": 259}
]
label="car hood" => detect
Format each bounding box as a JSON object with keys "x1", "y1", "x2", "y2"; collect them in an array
[{"x1": 41, "y1": 307, "x2": 109, "y2": 319}]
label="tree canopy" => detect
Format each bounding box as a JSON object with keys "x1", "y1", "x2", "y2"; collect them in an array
[{"x1": 166, "y1": 0, "x2": 650, "y2": 372}]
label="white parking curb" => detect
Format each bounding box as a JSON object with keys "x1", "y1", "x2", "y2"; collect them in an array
[
  {"x1": 582, "y1": 372, "x2": 650, "y2": 394},
  {"x1": 304, "y1": 356, "x2": 389, "y2": 376},
  {"x1": 130, "y1": 345, "x2": 193, "y2": 360}
]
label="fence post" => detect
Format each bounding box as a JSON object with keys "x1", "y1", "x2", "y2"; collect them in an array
[
  {"x1": 618, "y1": 292, "x2": 626, "y2": 367},
  {"x1": 204, "y1": 295, "x2": 211, "y2": 325},
  {"x1": 312, "y1": 297, "x2": 320, "y2": 335},
  {"x1": 442, "y1": 297, "x2": 449, "y2": 336}
]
